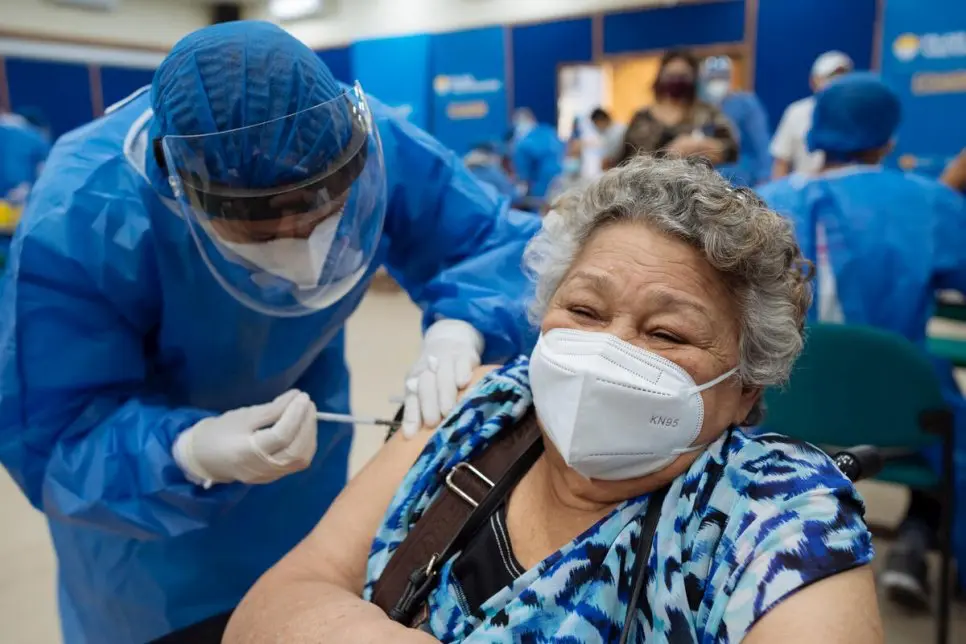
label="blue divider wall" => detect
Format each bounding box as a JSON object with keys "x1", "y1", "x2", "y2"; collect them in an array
[
  {"x1": 316, "y1": 47, "x2": 353, "y2": 84},
  {"x1": 352, "y1": 35, "x2": 432, "y2": 130},
  {"x1": 430, "y1": 27, "x2": 509, "y2": 155},
  {"x1": 510, "y1": 18, "x2": 593, "y2": 127},
  {"x1": 755, "y1": 0, "x2": 877, "y2": 129},
  {"x1": 101, "y1": 66, "x2": 156, "y2": 109},
  {"x1": 6, "y1": 58, "x2": 93, "y2": 138},
  {"x1": 603, "y1": 1, "x2": 746, "y2": 55}
]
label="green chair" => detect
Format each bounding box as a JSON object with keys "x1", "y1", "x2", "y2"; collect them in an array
[
  {"x1": 764, "y1": 324, "x2": 956, "y2": 644},
  {"x1": 928, "y1": 336, "x2": 966, "y2": 369}
]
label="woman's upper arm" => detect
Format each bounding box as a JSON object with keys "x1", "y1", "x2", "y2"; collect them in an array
[
  {"x1": 265, "y1": 365, "x2": 500, "y2": 593},
  {"x1": 742, "y1": 566, "x2": 883, "y2": 644}
]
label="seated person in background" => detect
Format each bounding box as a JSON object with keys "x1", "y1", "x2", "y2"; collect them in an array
[
  {"x1": 617, "y1": 50, "x2": 738, "y2": 167},
  {"x1": 463, "y1": 142, "x2": 518, "y2": 200},
  {"x1": 770, "y1": 51, "x2": 853, "y2": 179},
  {"x1": 510, "y1": 108, "x2": 564, "y2": 200},
  {"x1": 700, "y1": 55, "x2": 772, "y2": 187},
  {"x1": 758, "y1": 73, "x2": 966, "y2": 608},
  {"x1": 226, "y1": 156, "x2": 882, "y2": 644}
]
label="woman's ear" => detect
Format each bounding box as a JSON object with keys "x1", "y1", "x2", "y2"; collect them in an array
[{"x1": 735, "y1": 386, "x2": 763, "y2": 426}]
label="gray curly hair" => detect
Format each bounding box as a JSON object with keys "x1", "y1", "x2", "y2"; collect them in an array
[{"x1": 523, "y1": 155, "x2": 813, "y2": 425}]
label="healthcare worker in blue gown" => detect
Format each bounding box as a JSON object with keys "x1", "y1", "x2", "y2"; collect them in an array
[
  {"x1": 510, "y1": 107, "x2": 564, "y2": 200},
  {"x1": 700, "y1": 56, "x2": 771, "y2": 187},
  {"x1": 0, "y1": 112, "x2": 50, "y2": 219},
  {"x1": 0, "y1": 21, "x2": 540, "y2": 644},
  {"x1": 463, "y1": 142, "x2": 518, "y2": 200},
  {"x1": 758, "y1": 73, "x2": 966, "y2": 607}
]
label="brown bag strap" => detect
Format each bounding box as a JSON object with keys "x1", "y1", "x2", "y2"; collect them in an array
[{"x1": 371, "y1": 409, "x2": 541, "y2": 615}]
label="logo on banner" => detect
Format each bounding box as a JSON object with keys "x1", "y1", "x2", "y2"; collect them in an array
[
  {"x1": 893, "y1": 31, "x2": 966, "y2": 62},
  {"x1": 433, "y1": 74, "x2": 503, "y2": 96}
]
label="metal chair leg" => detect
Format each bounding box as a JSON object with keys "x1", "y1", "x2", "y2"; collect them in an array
[{"x1": 936, "y1": 436, "x2": 955, "y2": 644}]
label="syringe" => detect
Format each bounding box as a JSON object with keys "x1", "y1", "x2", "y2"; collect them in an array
[{"x1": 316, "y1": 411, "x2": 401, "y2": 429}]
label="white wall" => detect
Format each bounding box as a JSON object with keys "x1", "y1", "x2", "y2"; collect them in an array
[
  {"x1": 0, "y1": 0, "x2": 209, "y2": 50},
  {"x1": 249, "y1": 0, "x2": 664, "y2": 49}
]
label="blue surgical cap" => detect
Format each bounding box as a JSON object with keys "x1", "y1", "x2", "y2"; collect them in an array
[
  {"x1": 150, "y1": 21, "x2": 352, "y2": 190},
  {"x1": 807, "y1": 72, "x2": 901, "y2": 162}
]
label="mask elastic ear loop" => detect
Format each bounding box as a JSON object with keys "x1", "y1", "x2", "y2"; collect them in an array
[{"x1": 684, "y1": 367, "x2": 739, "y2": 397}]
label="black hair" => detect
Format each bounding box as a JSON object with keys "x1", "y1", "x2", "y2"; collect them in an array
[
  {"x1": 590, "y1": 108, "x2": 611, "y2": 123},
  {"x1": 654, "y1": 49, "x2": 700, "y2": 86}
]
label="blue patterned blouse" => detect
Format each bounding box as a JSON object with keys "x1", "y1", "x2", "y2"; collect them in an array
[{"x1": 364, "y1": 357, "x2": 874, "y2": 642}]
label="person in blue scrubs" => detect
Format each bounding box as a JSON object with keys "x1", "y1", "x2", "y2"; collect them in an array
[
  {"x1": 0, "y1": 112, "x2": 49, "y2": 266},
  {"x1": 0, "y1": 22, "x2": 539, "y2": 644},
  {"x1": 0, "y1": 112, "x2": 50, "y2": 209},
  {"x1": 758, "y1": 73, "x2": 966, "y2": 607},
  {"x1": 463, "y1": 142, "x2": 518, "y2": 200},
  {"x1": 510, "y1": 107, "x2": 564, "y2": 200},
  {"x1": 700, "y1": 56, "x2": 771, "y2": 187}
]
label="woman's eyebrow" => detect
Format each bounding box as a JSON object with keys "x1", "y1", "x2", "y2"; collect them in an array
[
  {"x1": 565, "y1": 271, "x2": 617, "y2": 296},
  {"x1": 649, "y1": 290, "x2": 713, "y2": 318}
]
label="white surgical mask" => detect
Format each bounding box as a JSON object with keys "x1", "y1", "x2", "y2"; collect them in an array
[
  {"x1": 703, "y1": 79, "x2": 731, "y2": 105},
  {"x1": 528, "y1": 328, "x2": 737, "y2": 481},
  {"x1": 219, "y1": 213, "x2": 343, "y2": 289}
]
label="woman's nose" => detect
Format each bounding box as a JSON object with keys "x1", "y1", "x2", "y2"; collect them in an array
[{"x1": 600, "y1": 319, "x2": 640, "y2": 345}]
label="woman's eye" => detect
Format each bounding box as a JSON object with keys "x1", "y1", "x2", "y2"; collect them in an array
[
  {"x1": 568, "y1": 306, "x2": 600, "y2": 320},
  {"x1": 653, "y1": 330, "x2": 684, "y2": 344}
]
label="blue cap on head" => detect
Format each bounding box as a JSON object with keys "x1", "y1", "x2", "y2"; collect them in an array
[
  {"x1": 807, "y1": 72, "x2": 901, "y2": 162},
  {"x1": 149, "y1": 21, "x2": 351, "y2": 192}
]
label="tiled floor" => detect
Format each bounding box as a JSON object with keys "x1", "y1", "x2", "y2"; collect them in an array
[{"x1": 0, "y1": 289, "x2": 963, "y2": 643}]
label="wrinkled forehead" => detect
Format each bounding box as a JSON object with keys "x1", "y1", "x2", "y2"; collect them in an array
[{"x1": 567, "y1": 221, "x2": 737, "y2": 318}]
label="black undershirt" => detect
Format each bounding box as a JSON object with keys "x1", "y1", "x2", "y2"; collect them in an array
[{"x1": 450, "y1": 500, "x2": 525, "y2": 614}]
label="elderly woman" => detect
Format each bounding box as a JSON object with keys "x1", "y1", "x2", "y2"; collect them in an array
[{"x1": 225, "y1": 156, "x2": 882, "y2": 643}]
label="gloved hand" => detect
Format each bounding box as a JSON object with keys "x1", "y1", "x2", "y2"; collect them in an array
[
  {"x1": 402, "y1": 319, "x2": 484, "y2": 438},
  {"x1": 173, "y1": 390, "x2": 318, "y2": 488}
]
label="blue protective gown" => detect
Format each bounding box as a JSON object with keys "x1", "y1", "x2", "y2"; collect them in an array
[
  {"x1": 759, "y1": 166, "x2": 966, "y2": 589},
  {"x1": 0, "y1": 88, "x2": 541, "y2": 643},
  {"x1": 469, "y1": 163, "x2": 518, "y2": 201},
  {"x1": 717, "y1": 92, "x2": 771, "y2": 188},
  {"x1": 512, "y1": 124, "x2": 564, "y2": 200}
]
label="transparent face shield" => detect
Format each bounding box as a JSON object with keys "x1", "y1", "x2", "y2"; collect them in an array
[{"x1": 162, "y1": 83, "x2": 387, "y2": 317}]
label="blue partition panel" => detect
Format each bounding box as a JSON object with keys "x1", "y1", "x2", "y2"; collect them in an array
[
  {"x1": 755, "y1": 0, "x2": 876, "y2": 129},
  {"x1": 6, "y1": 57, "x2": 93, "y2": 138},
  {"x1": 511, "y1": 17, "x2": 593, "y2": 126},
  {"x1": 879, "y1": 0, "x2": 966, "y2": 176},
  {"x1": 603, "y1": 0, "x2": 745, "y2": 55},
  {"x1": 352, "y1": 35, "x2": 432, "y2": 130},
  {"x1": 317, "y1": 46, "x2": 352, "y2": 83},
  {"x1": 101, "y1": 66, "x2": 156, "y2": 109},
  {"x1": 430, "y1": 27, "x2": 509, "y2": 155}
]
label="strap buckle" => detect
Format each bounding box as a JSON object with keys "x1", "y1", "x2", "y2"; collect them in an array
[{"x1": 444, "y1": 462, "x2": 494, "y2": 508}]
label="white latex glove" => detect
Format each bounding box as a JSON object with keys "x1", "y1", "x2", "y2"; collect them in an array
[
  {"x1": 173, "y1": 390, "x2": 318, "y2": 488},
  {"x1": 402, "y1": 319, "x2": 484, "y2": 438}
]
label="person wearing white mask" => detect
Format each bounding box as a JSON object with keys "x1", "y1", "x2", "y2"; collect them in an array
[
  {"x1": 228, "y1": 155, "x2": 883, "y2": 644},
  {"x1": 771, "y1": 51, "x2": 854, "y2": 178}
]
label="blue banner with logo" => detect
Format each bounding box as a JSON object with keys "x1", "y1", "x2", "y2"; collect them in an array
[
  {"x1": 881, "y1": 0, "x2": 966, "y2": 175},
  {"x1": 430, "y1": 27, "x2": 509, "y2": 156},
  {"x1": 352, "y1": 35, "x2": 432, "y2": 130}
]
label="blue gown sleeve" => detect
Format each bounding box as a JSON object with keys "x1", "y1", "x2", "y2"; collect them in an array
[
  {"x1": 0, "y1": 197, "x2": 248, "y2": 541},
  {"x1": 375, "y1": 110, "x2": 541, "y2": 362},
  {"x1": 512, "y1": 138, "x2": 536, "y2": 192},
  {"x1": 932, "y1": 183, "x2": 966, "y2": 293},
  {"x1": 743, "y1": 96, "x2": 773, "y2": 185}
]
